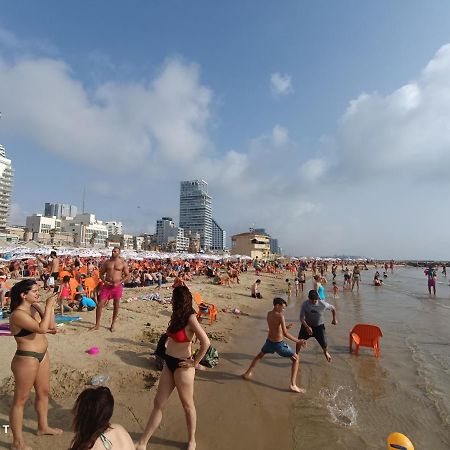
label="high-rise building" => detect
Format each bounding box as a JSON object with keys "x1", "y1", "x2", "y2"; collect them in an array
[
  {"x1": 44, "y1": 202, "x2": 77, "y2": 219},
  {"x1": 212, "y1": 219, "x2": 226, "y2": 251},
  {"x1": 0, "y1": 145, "x2": 13, "y2": 228},
  {"x1": 179, "y1": 180, "x2": 212, "y2": 250}
]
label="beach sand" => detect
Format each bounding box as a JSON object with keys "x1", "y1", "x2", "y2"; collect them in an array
[
  {"x1": 1, "y1": 267, "x2": 449, "y2": 449},
  {"x1": 0, "y1": 271, "x2": 291, "y2": 450}
]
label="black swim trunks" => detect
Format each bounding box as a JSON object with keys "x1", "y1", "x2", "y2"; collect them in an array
[{"x1": 298, "y1": 324, "x2": 327, "y2": 349}]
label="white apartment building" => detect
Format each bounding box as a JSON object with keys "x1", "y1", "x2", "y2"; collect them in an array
[
  {"x1": 105, "y1": 221, "x2": 123, "y2": 236},
  {"x1": 61, "y1": 213, "x2": 108, "y2": 246},
  {"x1": 156, "y1": 217, "x2": 177, "y2": 245},
  {"x1": 0, "y1": 145, "x2": 14, "y2": 228},
  {"x1": 26, "y1": 214, "x2": 62, "y2": 239}
]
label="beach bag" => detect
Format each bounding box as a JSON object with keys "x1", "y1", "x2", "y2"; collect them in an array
[
  {"x1": 194, "y1": 345, "x2": 219, "y2": 368},
  {"x1": 154, "y1": 333, "x2": 168, "y2": 359},
  {"x1": 47, "y1": 276, "x2": 55, "y2": 286}
]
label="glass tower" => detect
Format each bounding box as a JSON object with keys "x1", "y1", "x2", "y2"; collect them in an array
[{"x1": 179, "y1": 180, "x2": 212, "y2": 250}]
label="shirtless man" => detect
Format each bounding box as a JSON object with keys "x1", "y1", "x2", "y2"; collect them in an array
[
  {"x1": 242, "y1": 297, "x2": 307, "y2": 393},
  {"x1": 90, "y1": 247, "x2": 129, "y2": 332},
  {"x1": 38, "y1": 251, "x2": 60, "y2": 293},
  {"x1": 251, "y1": 279, "x2": 262, "y2": 298}
]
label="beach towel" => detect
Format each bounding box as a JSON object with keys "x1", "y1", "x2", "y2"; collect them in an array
[{"x1": 55, "y1": 315, "x2": 81, "y2": 323}]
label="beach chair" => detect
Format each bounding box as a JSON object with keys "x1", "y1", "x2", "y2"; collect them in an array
[
  {"x1": 349, "y1": 324, "x2": 383, "y2": 358},
  {"x1": 58, "y1": 270, "x2": 72, "y2": 280},
  {"x1": 69, "y1": 278, "x2": 80, "y2": 301},
  {"x1": 83, "y1": 277, "x2": 97, "y2": 298},
  {"x1": 193, "y1": 292, "x2": 218, "y2": 325}
]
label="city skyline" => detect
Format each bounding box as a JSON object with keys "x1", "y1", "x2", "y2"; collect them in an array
[{"x1": 2, "y1": 2, "x2": 450, "y2": 258}]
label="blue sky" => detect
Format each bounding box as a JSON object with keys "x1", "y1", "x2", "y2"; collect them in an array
[{"x1": 1, "y1": 1, "x2": 450, "y2": 258}]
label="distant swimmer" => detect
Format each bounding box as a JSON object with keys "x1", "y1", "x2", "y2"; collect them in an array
[
  {"x1": 351, "y1": 265, "x2": 361, "y2": 292},
  {"x1": 296, "y1": 290, "x2": 337, "y2": 362},
  {"x1": 242, "y1": 298, "x2": 307, "y2": 393},
  {"x1": 373, "y1": 271, "x2": 383, "y2": 286},
  {"x1": 442, "y1": 264, "x2": 447, "y2": 277},
  {"x1": 425, "y1": 265, "x2": 436, "y2": 296}
]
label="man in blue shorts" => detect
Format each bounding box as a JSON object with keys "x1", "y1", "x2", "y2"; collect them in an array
[{"x1": 242, "y1": 297, "x2": 307, "y2": 393}]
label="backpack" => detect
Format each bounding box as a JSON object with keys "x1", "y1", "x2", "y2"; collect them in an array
[
  {"x1": 194, "y1": 345, "x2": 219, "y2": 368},
  {"x1": 154, "y1": 333, "x2": 168, "y2": 359}
]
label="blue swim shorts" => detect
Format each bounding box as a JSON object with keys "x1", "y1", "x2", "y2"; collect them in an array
[{"x1": 261, "y1": 339, "x2": 295, "y2": 358}]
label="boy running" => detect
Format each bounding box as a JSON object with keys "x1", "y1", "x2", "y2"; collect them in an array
[{"x1": 242, "y1": 298, "x2": 307, "y2": 393}]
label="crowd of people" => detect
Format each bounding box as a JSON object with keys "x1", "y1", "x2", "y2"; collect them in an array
[{"x1": 2, "y1": 251, "x2": 435, "y2": 449}]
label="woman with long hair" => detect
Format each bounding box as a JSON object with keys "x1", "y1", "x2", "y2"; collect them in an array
[
  {"x1": 70, "y1": 386, "x2": 134, "y2": 450},
  {"x1": 135, "y1": 286, "x2": 210, "y2": 450},
  {"x1": 9, "y1": 279, "x2": 61, "y2": 450}
]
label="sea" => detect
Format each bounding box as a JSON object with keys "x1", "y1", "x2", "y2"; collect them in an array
[{"x1": 286, "y1": 266, "x2": 450, "y2": 449}]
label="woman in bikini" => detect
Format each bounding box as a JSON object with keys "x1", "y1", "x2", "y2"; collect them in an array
[
  {"x1": 135, "y1": 286, "x2": 210, "y2": 450},
  {"x1": 70, "y1": 386, "x2": 134, "y2": 449},
  {"x1": 9, "y1": 279, "x2": 62, "y2": 450}
]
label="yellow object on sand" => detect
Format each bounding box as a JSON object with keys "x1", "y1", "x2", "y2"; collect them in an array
[{"x1": 387, "y1": 432, "x2": 414, "y2": 450}]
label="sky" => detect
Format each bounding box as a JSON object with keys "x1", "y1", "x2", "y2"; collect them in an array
[{"x1": 1, "y1": 1, "x2": 450, "y2": 259}]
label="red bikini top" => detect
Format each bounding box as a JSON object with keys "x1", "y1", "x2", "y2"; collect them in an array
[{"x1": 167, "y1": 327, "x2": 191, "y2": 343}]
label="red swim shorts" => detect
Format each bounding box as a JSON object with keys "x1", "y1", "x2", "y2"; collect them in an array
[{"x1": 99, "y1": 283, "x2": 123, "y2": 301}]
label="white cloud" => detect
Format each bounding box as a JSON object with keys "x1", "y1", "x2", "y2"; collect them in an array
[
  {"x1": 299, "y1": 157, "x2": 329, "y2": 183},
  {"x1": 272, "y1": 125, "x2": 288, "y2": 146},
  {"x1": 270, "y1": 72, "x2": 293, "y2": 96},
  {"x1": 338, "y1": 43, "x2": 450, "y2": 181},
  {"x1": 0, "y1": 55, "x2": 212, "y2": 170}
]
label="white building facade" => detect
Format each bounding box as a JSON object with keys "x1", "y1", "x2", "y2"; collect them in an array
[
  {"x1": 105, "y1": 221, "x2": 123, "y2": 236},
  {"x1": 0, "y1": 145, "x2": 14, "y2": 228}
]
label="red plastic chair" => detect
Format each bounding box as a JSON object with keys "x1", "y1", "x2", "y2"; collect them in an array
[
  {"x1": 349, "y1": 324, "x2": 383, "y2": 357},
  {"x1": 193, "y1": 292, "x2": 218, "y2": 325}
]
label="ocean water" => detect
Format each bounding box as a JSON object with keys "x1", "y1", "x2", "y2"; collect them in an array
[{"x1": 288, "y1": 267, "x2": 450, "y2": 449}]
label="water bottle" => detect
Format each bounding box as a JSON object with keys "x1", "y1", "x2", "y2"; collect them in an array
[
  {"x1": 0, "y1": 311, "x2": 3, "y2": 319},
  {"x1": 90, "y1": 375, "x2": 111, "y2": 386}
]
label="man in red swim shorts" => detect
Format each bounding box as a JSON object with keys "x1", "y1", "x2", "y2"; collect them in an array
[{"x1": 90, "y1": 247, "x2": 130, "y2": 332}]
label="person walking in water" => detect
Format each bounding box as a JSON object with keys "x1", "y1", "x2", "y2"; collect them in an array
[
  {"x1": 351, "y1": 264, "x2": 361, "y2": 292},
  {"x1": 242, "y1": 297, "x2": 307, "y2": 393},
  {"x1": 425, "y1": 265, "x2": 436, "y2": 296},
  {"x1": 90, "y1": 247, "x2": 130, "y2": 332},
  {"x1": 296, "y1": 290, "x2": 337, "y2": 362}
]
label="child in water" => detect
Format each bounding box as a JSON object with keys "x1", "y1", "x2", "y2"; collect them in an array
[
  {"x1": 332, "y1": 281, "x2": 339, "y2": 299},
  {"x1": 285, "y1": 279, "x2": 292, "y2": 301}
]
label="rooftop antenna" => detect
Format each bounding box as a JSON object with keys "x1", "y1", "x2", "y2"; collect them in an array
[{"x1": 82, "y1": 187, "x2": 85, "y2": 213}]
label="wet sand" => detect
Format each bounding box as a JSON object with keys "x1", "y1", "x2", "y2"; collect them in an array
[{"x1": 0, "y1": 267, "x2": 449, "y2": 449}]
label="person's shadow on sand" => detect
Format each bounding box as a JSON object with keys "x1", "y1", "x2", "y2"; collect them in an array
[{"x1": 128, "y1": 433, "x2": 186, "y2": 449}]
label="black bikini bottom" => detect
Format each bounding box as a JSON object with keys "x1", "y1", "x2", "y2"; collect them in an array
[
  {"x1": 164, "y1": 354, "x2": 190, "y2": 373},
  {"x1": 15, "y1": 350, "x2": 46, "y2": 363}
]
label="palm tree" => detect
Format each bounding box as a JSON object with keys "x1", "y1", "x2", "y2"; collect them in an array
[{"x1": 89, "y1": 231, "x2": 98, "y2": 247}]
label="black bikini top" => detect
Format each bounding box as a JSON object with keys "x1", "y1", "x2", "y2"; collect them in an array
[{"x1": 15, "y1": 328, "x2": 35, "y2": 337}]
